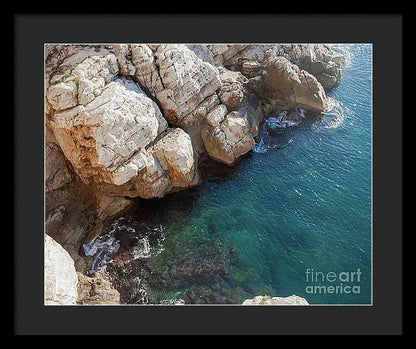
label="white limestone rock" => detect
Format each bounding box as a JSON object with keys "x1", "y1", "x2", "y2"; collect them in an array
[
  {"x1": 51, "y1": 78, "x2": 167, "y2": 188},
  {"x1": 242, "y1": 295, "x2": 309, "y2": 305},
  {"x1": 44, "y1": 234, "x2": 78, "y2": 305},
  {"x1": 132, "y1": 44, "x2": 222, "y2": 125},
  {"x1": 201, "y1": 111, "x2": 255, "y2": 165},
  {"x1": 47, "y1": 51, "x2": 119, "y2": 110},
  {"x1": 150, "y1": 128, "x2": 195, "y2": 188}
]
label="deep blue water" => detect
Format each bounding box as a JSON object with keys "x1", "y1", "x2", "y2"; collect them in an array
[{"x1": 88, "y1": 44, "x2": 372, "y2": 304}]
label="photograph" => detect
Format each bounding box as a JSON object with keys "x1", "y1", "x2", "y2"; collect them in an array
[{"x1": 44, "y1": 43, "x2": 372, "y2": 306}]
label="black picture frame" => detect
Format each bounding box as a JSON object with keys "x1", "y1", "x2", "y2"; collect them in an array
[{"x1": 14, "y1": 14, "x2": 402, "y2": 335}]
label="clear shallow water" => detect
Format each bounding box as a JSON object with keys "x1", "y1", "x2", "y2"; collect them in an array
[{"x1": 85, "y1": 44, "x2": 372, "y2": 304}]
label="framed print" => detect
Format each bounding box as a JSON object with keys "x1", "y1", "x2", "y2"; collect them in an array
[{"x1": 14, "y1": 14, "x2": 402, "y2": 335}]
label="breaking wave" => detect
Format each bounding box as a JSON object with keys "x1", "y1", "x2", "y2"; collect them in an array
[
  {"x1": 311, "y1": 97, "x2": 346, "y2": 132},
  {"x1": 83, "y1": 217, "x2": 163, "y2": 275},
  {"x1": 83, "y1": 229, "x2": 121, "y2": 275}
]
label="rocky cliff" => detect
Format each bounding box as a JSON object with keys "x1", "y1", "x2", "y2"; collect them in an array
[{"x1": 44, "y1": 44, "x2": 344, "y2": 304}]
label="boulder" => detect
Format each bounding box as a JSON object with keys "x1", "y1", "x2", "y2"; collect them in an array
[
  {"x1": 51, "y1": 78, "x2": 169, "y2": 192},
  {"x1": 149, "y1": 128, "x2": 195, "y2": 188},
  {"x1": 242, "y1": 295, "x2": 309, "y2": 305},
  {"x1": 217, "y1": 68, "x2": 247, "y2": 109},
  {"x1": 250, "y1": 51, "x2": 327, "y2": 114},
  {"x1": 217, "y1": 67, "x2": 264, "y2": 137},
  {"x1": 179, "y1": 93, "x2": 222, "y2": 159},
  {"x1": 202, "y1": 110, "x2": 255, "y2": 165},
  {"x1": 44, "y1": 234, "x2": 78, "y2": 305}
]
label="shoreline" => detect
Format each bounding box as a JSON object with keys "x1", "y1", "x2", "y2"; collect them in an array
[{"x1": 44, "y1": 43, "x2": 348, "y2": 305}]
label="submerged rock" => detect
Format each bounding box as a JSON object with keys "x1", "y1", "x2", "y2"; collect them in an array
[{"x1": 242, "y1": 295, "x2": 309, "y2": 305}]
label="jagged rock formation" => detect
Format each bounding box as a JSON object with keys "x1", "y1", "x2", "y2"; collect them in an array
[
  {"x1": 44, "y1": 43, "x2": 344, "y2": 304},
  {"x1": 284, "y1": 44, "x2": 345, "y2": 90},
  {"x1": 188, "y1": 44, "x2": 345, "y2": 91},
  {"x1": 44, "y1": 234, "x2": 78, "y2": 305},
  {"x1": 242, "y1": 295, "x2": 309, "y2": 305},
  {"x1": 50, "y1": 77, "x2": 195, "y2": 199},
  {"x1": 45, "y1": 43, "x2": 341, "y2": 203}
]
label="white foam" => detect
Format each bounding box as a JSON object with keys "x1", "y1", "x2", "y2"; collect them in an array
[{"x1": 312, "y1": 97, "x2": 346, "y2": 132}]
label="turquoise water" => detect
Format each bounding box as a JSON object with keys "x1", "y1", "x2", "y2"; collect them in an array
[{"x1": 95, "y1": 44, "x2": 372, "y2": 304}]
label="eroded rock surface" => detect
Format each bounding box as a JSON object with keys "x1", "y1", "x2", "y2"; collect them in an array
[
  {"x1": 202, "y1": 110, "x2": 255, "y2": 165},
  {"x1": 149, "y1": 128, "x2": 195, "y2": 188},
  {"x1": 132, "y1": 44, "x2": 221, "y2": 125},
  {"x1": 47, "y1": 51, "x2": 118, "y2": 110},
  {"x1": 46, "y1": 44, "x2": 335, "y2": 202},
  {"x1": 217, "y1": 67, "x2": 264, "y2": 137},
  {"x1": 51, "y1": 78, "x2": 168, "y2": 189},
  {"x1": 45, "y1": 141, "x2": 101, "y2": 272}
]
